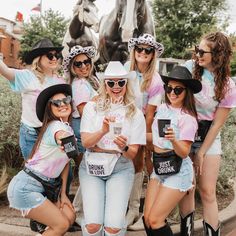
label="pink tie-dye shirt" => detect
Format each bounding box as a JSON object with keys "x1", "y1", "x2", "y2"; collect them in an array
[
  {"x1": 185, "y1": 60, "x2": 236, "y2": 120},
  {"x1": 25, "y1": 121, "x2": 73, "y2": 178}
]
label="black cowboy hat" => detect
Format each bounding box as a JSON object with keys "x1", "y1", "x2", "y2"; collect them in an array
[
  {"x1": 36, "y1": 84, "x2": 72, "y2": 122},
  {"x1": 24, "y1": 38, "x2": 64, "y2": 65},
  {"x1": 161, "y1": 66, "x2": 202, "y2": 94}
]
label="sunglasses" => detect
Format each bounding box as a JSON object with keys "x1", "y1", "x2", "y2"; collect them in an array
[
  {"x1": 45, "y1": 52, "x2": 62, "y2": 60},
  {"x1": 50, "y1": 96, "x2": 72, "y2": 107},
  {"x1": 73, "y1": 58, "x2": 92, "y2": 68},
  {"x1": 134, "y1": 45, "x2": 154, "y2": 55},
  {"x1": 164, "y1": 85, "x2": 186, "y2": 96},
  {"x1": 195, "y1": 45, "x2": 212, "y2": 58},
  {"x1": 105, "y1": 79, "x2": 127, "y2": 88}
]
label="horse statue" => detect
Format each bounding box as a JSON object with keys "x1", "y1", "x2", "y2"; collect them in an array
[
  {"x1": 62, "y1": 0, "x2": 99, "y2": 60},
  {"x1": 98, "y1": 0, "x2": 155, "y2": 65}
]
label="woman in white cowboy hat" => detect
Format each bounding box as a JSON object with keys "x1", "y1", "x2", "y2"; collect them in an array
[
  {"x1": 143, "y1": 66, "x2": 202, "y2": 236},
  {"x1": 0, "y1": 38, "x2": 65, "y2": 160},
  {"x1": 79, "y1": 61, "x2": 146, "y2": 236},
  {"x1": 62, "y1": 45, "x2": 100, "y2": 226},
  {"x1": 125, "y1": 33, "x2": 165, "y2": 229},
  {"x1": 7, "y1": 84, "x2": 76, "y2": 235}
]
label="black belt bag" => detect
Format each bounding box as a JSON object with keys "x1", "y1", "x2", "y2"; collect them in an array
[
  {"x1": 153, "y1": 151, "x2": 183, "y2": 175},
  {"x1": 195, "y1": 120, "x2": 212, "y2": 142},
  {"x1": 23, "y1": 167, "x2": 62, "y2": 202}
]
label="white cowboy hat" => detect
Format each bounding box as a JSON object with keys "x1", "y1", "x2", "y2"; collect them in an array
[
  {"x1": 96, "y1": 61, "x2": 136, "y2": 80},
  {"x1": 62, "y1": 45, "x2": 96, "y2": 73},
  {"x1": 128, "y1": 33, "x2": 164, "y2": 56}
]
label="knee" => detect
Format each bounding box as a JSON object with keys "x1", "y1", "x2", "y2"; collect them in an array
[
  {"x1": 104, "y1": 226, "x2": 121, "y2": 234},
  {"x1": 54, "y1": 217, "x2": 70, "y2": 233},
  {"x1": 67, "y1": 211, "x2": 76, "y2": 225},
  {"x1": 148, "y1": 214, "x2": 162, "y2": 229},
  {"x1": 199, "y1": 186, "x2": 216, "y2": 204},
  {"x1": 86, "y1": 223, "x2": 102, "y2": 234}
]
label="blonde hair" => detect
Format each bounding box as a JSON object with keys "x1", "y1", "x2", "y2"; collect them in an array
[
  {"x1": 31, "y1": 56, "x2": 60, "y2": 84},
  {"x1": 96, "y1": 79, "x2": 137, "y2": 118},
  {"x1": 129, "y1": 48, "x2": 158, "y2": 92}
]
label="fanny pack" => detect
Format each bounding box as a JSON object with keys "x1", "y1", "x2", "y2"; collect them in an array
[
  {"x1": 85, "y1": 151, "x2": 120, "y2": 177},
  {"x1": 23, "y1": 167, "x2": 62, "y2": 203},
  {"x1": 195, "y1": 120, "x2": 212, "y2": 142},
  {"x1": 153, "y1": 151, "x2": 183, "y2": 175}
]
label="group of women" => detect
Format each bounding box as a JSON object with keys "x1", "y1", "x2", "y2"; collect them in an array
[{"x1": 0, "y1": 30, "x2": 235, "y2": 236}]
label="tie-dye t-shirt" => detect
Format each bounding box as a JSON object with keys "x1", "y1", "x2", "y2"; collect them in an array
[
  {"x1": 152, "y1": 103, "x2": 198, "y2": 150},
  {"x1": 124, "y1": 61, "x2": 164, "y2": 113},
  {"x1": 72, "y1": 78, "x2": 98, "y2": 118},
  {"x1": 81, "y1": 102, "x2": 146, "y2": 152},
  {"x1": 25, "y1": 121, "x2": 73, "y2": 178},
  {"x1": 185, "y1": 60, "x2": 236, "y2": 120},
  {"x1": 9, "y1": 69, "x2": 65, "y2": 127}
]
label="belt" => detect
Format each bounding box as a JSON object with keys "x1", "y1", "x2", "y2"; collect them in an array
[{"x1": 23, "y1": 167, "x2": 56, "y2": 182}]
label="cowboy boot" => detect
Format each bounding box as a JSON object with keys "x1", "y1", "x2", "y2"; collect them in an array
[
  {"x1": 180, "y1": 211, "x2": 194, "y2": 236},
  {"x1": 203, "y1": 221, "x2": 221, "y2": 236},
  {"x1": 151, "y1": 223, "x2": 173, "y2": 236},
  {"x1": 142, "y1": 216, "x2": 152, "y2": 236},
  {"x1": 126, "y1": 172, "x2": 144, "y2": 227}
]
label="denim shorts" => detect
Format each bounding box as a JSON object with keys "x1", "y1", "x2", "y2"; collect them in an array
[
  {"x1": 191, "y1": 134, "x2": 222, "y2": 155},
  {"x1": 150, "y1": 157, "x2": 193, "y2": 192},
  {"x1": 7, "y1": 168, "x2": 57, "y2": 217},
  {"x1": 19, "y1": 123, "x2": 38, "y2": 160},
  {"x1": 71, "y1": 117, "x2": 86, "y2": 153},
  {"x1": 79, "y1": 156, "x2": 135, "y2": 229}
]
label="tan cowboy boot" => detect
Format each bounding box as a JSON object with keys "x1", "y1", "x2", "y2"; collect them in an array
[{"x1": 73, "y1": 186, "x2": 83, "y2": 226}]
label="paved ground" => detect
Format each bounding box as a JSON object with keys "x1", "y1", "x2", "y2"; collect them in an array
[{"x1": 1, "y1": 181, "x2": 236, "y2": 236}]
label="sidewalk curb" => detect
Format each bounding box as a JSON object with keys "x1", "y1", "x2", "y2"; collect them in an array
[{"x1": 0, "y1": 181, "x2": 235, "y2": 235}]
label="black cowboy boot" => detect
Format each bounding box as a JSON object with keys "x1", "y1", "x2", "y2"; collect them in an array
[
  {"x1": 151, "y1": 223, "x2": 173, "y2": 236},
  {"x1": 180, "y1": 211, "x2": 194, "y2": 236},
  {"x1": 203, "y1": 221, "x2": 220, "y2": 236},
  {"x1": 142, "y1": 216, "x2": 152, "y2": 236},
  {"x1": 30, "y1": 219, "x2": 47, "y2": 234}
]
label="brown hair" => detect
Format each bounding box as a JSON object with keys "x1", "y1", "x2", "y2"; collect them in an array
[
  {"x1": 192, "y1": 32, "x2": 233, "y2": 102},
  {"x1": 164, "y1": 84, "x2": 198, "y2": 119},
  {"x1": 27, "y1": 94, "x2": 73, "y2": 161}
]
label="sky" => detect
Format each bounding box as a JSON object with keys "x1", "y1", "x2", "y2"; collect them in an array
[{"x1": 0, "y1": 0, "x2": 235, "y2": 34}]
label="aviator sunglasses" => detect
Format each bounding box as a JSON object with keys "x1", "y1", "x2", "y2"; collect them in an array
[
  {"x1": 105, "y1": 79, "x2": 127, "y2": 88},
  {"x1": 134, "y1": 45, "x2": 154, "y2": 55},
  {"x1": 50, "y1": 96, "x2": 72, "y2": 107},
  {"x1": 73, "y1": 58, "x2": 92, "y2": 68},
  {"x1": 195, "y1": 45, "x2": 212, "y2": 58},
  {"x1": 164, "y1": 84, "x2": 186, "y2": 96},
  {"x1": 45, "y1": 52, "x2": 62, "y2": 60}
]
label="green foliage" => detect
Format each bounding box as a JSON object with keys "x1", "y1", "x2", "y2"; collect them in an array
[
  {"x1": 0, "y1": 77, "x2": 23, "y2": 168},
  {"x1": 230, "y1": 35, "x2": 236, "y2": 76},
  {"x1": 152, "y1": 0, "x2": 228, "y2": 58},
  {"x1": 19, "y1": 9, "x2": 69, "y2": 62}
]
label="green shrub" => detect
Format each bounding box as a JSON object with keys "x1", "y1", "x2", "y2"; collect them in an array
[{"x1": 0, "y1": 76, "x2": 23, "y2": 168}]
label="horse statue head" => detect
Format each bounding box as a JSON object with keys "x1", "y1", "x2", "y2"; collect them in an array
[
  {"x1": 62, "y1": 0, "x2": 99, "y2": 59},
  {"x1": 98, "y1": 0, "x2": 155, "y2": 64}
]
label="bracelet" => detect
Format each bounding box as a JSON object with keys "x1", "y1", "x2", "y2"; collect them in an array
[{"x1": 122, "y1": 145, "x2": 129, "y2": 152}]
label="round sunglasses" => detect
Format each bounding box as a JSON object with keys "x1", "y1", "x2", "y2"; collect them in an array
[
  {"x1": 134, "y1": 45, "x2": 154, "y2": 55},
  {"x1": 164, "y1": 85, "x2": 186, "y2": 95},
  {"x1": 195, "y1": 45, "x2": 212, "y2": 58},
  {"x1": 45, "y1": 52, "x2": 62, "y2": 60},
  {"x1": 73, "y1": 58, "x2": 92, "y2": 68},
  {"x1": 50, "y1": 96, "x2": 72, "y2": 107},
  {"x1": 105, "y1": 79, "x2": 127, "y2": 88}
]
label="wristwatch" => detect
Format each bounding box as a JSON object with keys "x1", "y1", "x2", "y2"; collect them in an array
[{"x1": 122, "y1": 145, "x2": 129, "y2": 152}]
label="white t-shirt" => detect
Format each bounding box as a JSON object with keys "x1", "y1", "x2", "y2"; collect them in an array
[
  {"x1": 80, "y1": 101, "x2": 146, "y2": 152},
  {"x1": 9, "y1": 69, "x2": 65, "y2": 127}
]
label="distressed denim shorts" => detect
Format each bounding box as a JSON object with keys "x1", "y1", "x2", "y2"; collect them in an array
[
  {"x1": 191, "y1": 134, "x2": 222, "y2": 155},
  {"x1": 19, "y1": 123, "x2": 38, "y2": 160},
  {"x1": 79, "y1": 156, "x2": 135, "y2": 229},
  {"x1": 150, "y1": 156, "x2": 194, "y2": 192},
  {"x1": 7, "y1": 169, "x2": 51, "y2": 217},
  {"x1": 71, "y1": 117, "x2": 86, "y2": 153}
]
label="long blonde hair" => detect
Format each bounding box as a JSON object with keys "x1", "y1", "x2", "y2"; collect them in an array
[
  {"x1": 31, "y1": 56, "x2": 60, "y2": 84},
  {"x1": 96, "y1": 79, "x2": 136, "y2": 118},
  {"x1": 129, "y1": 48, "x2": 158, "y2": 92}
]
